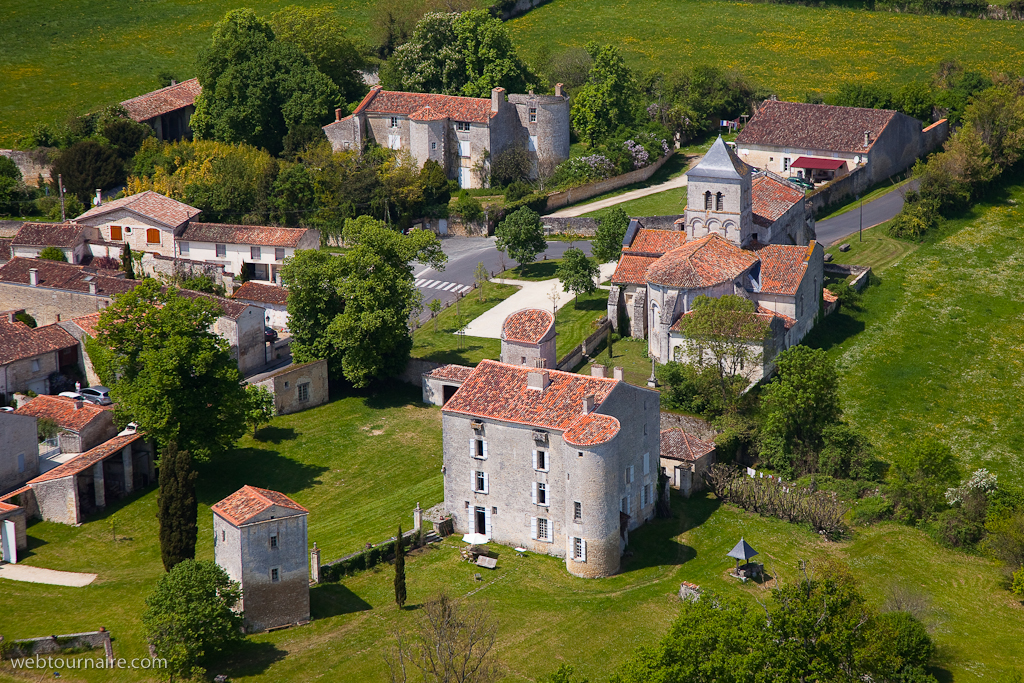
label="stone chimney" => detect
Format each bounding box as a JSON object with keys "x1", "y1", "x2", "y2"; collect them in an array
[
  {"x1": 591, "y1": 364, "x2": 606, "y2": 378},
  {"x1": 29, "y1": 268, "x2": 38, "y2": 287},
  {"x1": 555, "y1": 83, "x2": 564, "y2": 98},
  {"x1": 89, "y1": 281, "x2": 97, "y2": 295},
  {"x1": 527, "y1": 370, "x2": 550, "y2": 391},
  {"x1": 335, "y1": 108, "x2": 343, "y2": 122},
  {"x1": 582, "y1": 394, "x2": 595, "y2": 415},
  {"x1": 6, "y1": 311, "x2": 14, "y2": 323},
  {"x1": 74, "y1": 399, "x2": 83, "y2": 411},
  {"x1": 491, "y1": 87, "x2": 506, "y2": 114},
  {"x1": 171, "y1": 78, "x2": 177, "y2": 86},
  {"x1": 864, "y1": 131, "x2": 871, "y2": 147},
  {"x1": 613, "y1": 366, "x2": 624, "y2": 381}
]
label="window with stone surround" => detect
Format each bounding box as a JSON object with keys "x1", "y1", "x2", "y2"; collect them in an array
[
  {"x1": 574, "y1": 501, "x2": 582, "y2": 521},
  {"x1": 270, "y1": 567, "x2": 280, "y2": 582}
]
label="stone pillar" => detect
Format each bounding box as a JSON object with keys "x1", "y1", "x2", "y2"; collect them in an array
[
  {"x1": 310, "y1": 542, "x2": 321, "y2": 584},
  {"x1": 122, "y1": 445, "x2": 134, "y2": 494},
  {"x1": 93, "y1": 461, "x2": 106, "y2": 508},
  {"x1": 413, "y1": 503, "x2": 422, "y2": 532}
]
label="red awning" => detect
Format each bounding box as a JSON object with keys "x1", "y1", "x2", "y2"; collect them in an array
[{"x1": 791, "y1": 157, "x2": 847, "y2": 170}]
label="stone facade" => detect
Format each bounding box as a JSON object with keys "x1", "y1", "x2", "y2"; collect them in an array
[
  {"x1": 212, "y1": 486, "x2": 310, "y2": 632},
  {"x1": 499, "y1": 308, "x2": 557, "y2": 368},
  {"x1": 0, "y1": 501, "x2": 28, "y2": 551},
  {"x1": 0, "y1": 413, "x2": 39, "y2": 493},
  {"x1": 250, "y1": 360, "x2": 328, "y2": 416}
]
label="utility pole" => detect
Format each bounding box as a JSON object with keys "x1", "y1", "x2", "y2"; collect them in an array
[{"x1": 58, "y1": 174, "x2": 66, "y2": 222}]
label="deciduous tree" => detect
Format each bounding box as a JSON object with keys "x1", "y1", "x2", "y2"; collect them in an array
[
  {"x1": 888, "y1": 439, "x2": 962, "y2": 523},
  {"x1": 38, "y1": 246, "x2": 67, "y2": 262},
  {"x1": 570, "y1": 43, "x2": 641, "y2": 145},
  {"x1": 591, "y1": 207, "x2": 629, "y2": 264},
  {"x1": 495, "y1": 207, "x2": 546, "y2": 268},
  {"x1": 270, "y1": 5, "x2": 366, "y2": 105},
  {"x1": 556, "y1": 247, "x2": 598, "y2": 303},
  {"x1": 243, "y1": 384, "x2": 276, "y2": 437}
]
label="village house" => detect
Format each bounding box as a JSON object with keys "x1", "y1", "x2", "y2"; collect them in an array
[
  {"x1": 0, "y1": 313, "x2": 80, "y2": 399},
  {"x1": 120, "y1": 78, "x2": 202, "y2": 141},
  {"x1": 212, "y1": 486, "x2": 310, "y2": 632},
  {"x1": 608, "y1": 138, "x2": 824, "y2": 379},
  {"x1": 177, "y1": 223, "x2": 318, "y2": 285},
  {"x1": 441, "y1": 347, "x2": 661, "y2": 578},
  {"x1": 249, "y1": 360, "x2": 328, "y2": 416},
  {"x1": 15, "y1": 395, "x2": 117, "y2": 455},
  {"x1": 10, "y1": 222, "x2": 91, "y2": 264},
  {"x1": 73, "y1": 190, "x2": 201, "y2": 259},
  {"x1": 0, "y1": 258, "x2": 268, "y2": 376},
  {"x1": 660, "y1": 428, "x2": 716, "y2": 497},
  {"x1": 232, "y1": 282, "x2": 289, "y2": 330},
  {"x1": 734, "y1": 99, "x2": 949, "y2": 186},
  {"x1": 323, "y1": 85, "x2": 570, "y2": 188},
  {"x1": 0, "y1": 412, "x2": 39, "y2": 493}
]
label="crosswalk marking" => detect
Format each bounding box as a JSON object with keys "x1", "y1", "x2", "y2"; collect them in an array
[{"x1": 415, "y1": 278, "x2": 472, "y2": 294}]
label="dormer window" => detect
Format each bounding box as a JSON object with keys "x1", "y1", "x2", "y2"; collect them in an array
[{"x1": 529, "y1": 107, "x2": 537, "y2": 123}]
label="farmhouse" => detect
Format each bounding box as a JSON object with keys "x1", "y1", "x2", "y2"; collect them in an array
[
  {"x1": 0, "y1": 313, "x2": 79, "y2": 399},
  {"x1": 212, "y1": 486, "x2": 310, "y2": 632},
  {"x1": 734, "y1": 99, "x2": 949, "y2": 186},
  {"x1": 323, "y1": 85, "x2": 570, "y2": 188},
  {"x1": 177, "y1": 223, "x2": 318, "y2": 285},
  {"x1": 120, "y1": 78, "x2": 201, "y2": 141},
  {"x1": 608, "y1": 138, "x2": 824, "y2": 377},
  {"x1": 15, "y1": 395, "x2": 117, "y2": 455},
  {"x1": 74, "y1": 190, "x2": 201, "y2": 259},
  {"x1": 441, "y1": 355, "x2": 661, "y2": 578}
]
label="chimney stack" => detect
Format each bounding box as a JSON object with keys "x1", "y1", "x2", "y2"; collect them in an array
[
  {"x1": 613, "y1": 366, "x2": 624, "y2": 381},
  {"x1": 555, "y1": 83, "x2": 564, "y2": 98},
  {"x1": 89, "y1": 281, "x2": 97, "y2": 295},
  {"x1": 335, "y1": 108, "x2": 343, "y2": 122},
  {"x1": 527, "y1": 370, "x2": 550, "y2": 391},
  {"x1": 864, "y1": 130, "x2": 871, "y2": 147},
  {"x1": 491, "y1": 87, "x2": 506, "y2": 114},
  {"x1": 582, "y1": 394, "x2": 595, "y2": 415},
  {"x1": 95, "y1": 189, "x2": 102, "y2": 207},
  {"x1": 74, "y1": 399, "x2": 83, "y2": 411},
  {"x1": 591, "y1": 364, "x2": 606, "y2": 378},
  {"x1": 29, "y1": 268, "x2": 38, "y2": 287},
  {"x1": 171, "y1": 78, "x2": 177, "y2": 86}
]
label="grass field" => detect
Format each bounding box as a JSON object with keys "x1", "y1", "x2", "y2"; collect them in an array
[
  {"x1": 583, "y1": 185, "x2": 688, "y2": 220},
  {"x1": 823, "y1": 224, "x2": 919, "y2": 273},
  {"x1": 806, "y1": 178, "x2": 1024, "y2": 484}
]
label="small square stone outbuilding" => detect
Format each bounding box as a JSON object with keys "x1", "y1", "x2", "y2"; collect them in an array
[
  {"x1": 660, "y1": 428, "x2": 716, "y2": 497},
  {"x1": 212, "y1": 486, "x2": 310, "y2": 632}
]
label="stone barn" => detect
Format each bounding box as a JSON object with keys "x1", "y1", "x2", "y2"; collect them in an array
[
  {"x1": 660, "y1": 429, "x2": 717, "y2": 497},
  {"x1": 250, "y1": 360, "x2": 328, "y2": 416},
  {"x1": 15, "y1": 395, "x2": 117, "y2": 455},
  {"x1": 120, "y1": 78, "x2": 201, "y2": 142},
  {"x1": 500, "y1": 308, "x2": 556, "y2": 369},
  {"x1": 212, "y1": 486, "x2": 310, "y2": 632},
  {"x1": 0, "y1": 412, "x2": 39, "y2": 493}
]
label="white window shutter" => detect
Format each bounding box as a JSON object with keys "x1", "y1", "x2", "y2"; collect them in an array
[
  {"x1": 468, "y1": 507, "x2": 474, "y2": 533},
  {"x1": 483, "y1": 472, "x2": 489, "y2": 494},
  {"x1": 643, "y1": 452, "x2": 650, "y2": 475},
  {"x1": 469, "y1": 438, "x2": 475, "y2": 457},
  {"x1": 484, "y1": 507, "x2": 492, "y2": 538},
  {"x1": 531, "y1": 517, "x2": 538, "y2": 540},
  {"x1": 581, "y1": 539, "x2": 587, "y2": 562},
  {"x1": 532, "y1": 449, "x2": 538, "y2": 470},
  {"x1": 482, "y1": 441, "x2": 488, "y2": 459},
  {"x1": 630, "y1": 465, "x2": 635, "y2": 483},
  {"x1": 641, "y1": 486, "x2": 645, "y2": 508},
  {"x1": 472, "y1": 470, "x2": 477, "y2": 491},
  {"x1": 532, "y1": 482, "x2": 538, "y2": 504}
]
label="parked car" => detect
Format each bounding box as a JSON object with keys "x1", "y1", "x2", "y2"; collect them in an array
[
  {"x1": 265, "y1": 326, "x2": 279, "y2": 343},
  {"x1": 118, "y1": 421, "x2": 138, "y2": 436},
  {"x1": 80, "y1": 386, "x2": 112, "y2": 405},
  {"x1": 787, "y1": 176, "x2": 814, "y2": 191},
  {"x1": 0, "y1": 406, "x2": 13, "y2": 413},
  {"x1": 58, "y1": 391, "x2": 84, "y2": 402}
]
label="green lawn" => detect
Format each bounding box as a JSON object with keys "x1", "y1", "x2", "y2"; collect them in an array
[
  {"x1": 824, "y1": 224, "x2": 919, "y2": 273},
  {"x1": 582, "y1": 186, "x2": 688, "y2": 220},
  {"x1": 586, "y1": 337, "x2": 655, "y2": 388},
  {"x1": 510, "y1": 1, "x2": 1024, "y2": 102},
  {"x1": 553, "y1": 289, "x2": 607, "y2": 358},
  {"x1": 503, "y1": 258, "x2": 564, "y2": 281},
  {"x1": 411, "y1": 282, "x2": 519, "y2": 365},
  {"x1": 806, "y1": 179, "x2": 1024, "y2": 483}
]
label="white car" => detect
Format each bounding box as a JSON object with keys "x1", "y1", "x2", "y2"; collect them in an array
[
  {"x1": 58, "y1": 391, "x2": 85, "y2": 402},
  {"x1": 0, "y1": 406, "x2": 13, "y2": 413}
]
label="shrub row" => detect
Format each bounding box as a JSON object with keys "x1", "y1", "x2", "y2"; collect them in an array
[{"x1": 320, "y1": 530, "x2": 425, "y2": 582}]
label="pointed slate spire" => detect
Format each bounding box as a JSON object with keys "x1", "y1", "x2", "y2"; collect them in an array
[
  {"x1": 686, "y1": 136, "x2": 750, "y2": 180},
  {"x1": 727, "y1": 537, "x2": 758, "y2": 561}
]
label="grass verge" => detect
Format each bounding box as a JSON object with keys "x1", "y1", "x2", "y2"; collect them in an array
[
  {"x1": 411, "y1": 282, "x2": 519, "y2": 366},
  {"x1": 823, "y1": 224, "x2": 919, "y2": 273}
]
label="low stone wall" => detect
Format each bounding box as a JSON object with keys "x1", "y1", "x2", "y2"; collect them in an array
[
  {"x1": 824, "y1": 263, "x2": 872, "y2": 291},
  {"x1": 2, "y1": 630, "x2": 113, "y2": 661},
  {"x1": 140, "y1": 253, "x2": 233, "y2": 293},
  {"x1": 542, "y1": 213, "x2": 684, "y2": 236},
  {"x1": 556, "y1": 317, "x2": 612, "y2": 371},
  {"x1": 543, "y1": 152, "x2": 675, "y2": 214},
  {"x1": 807, "y1": 166, "x2": 873, "y2": 217},
  {"x1": 0, "y1": 150, "x2": 51, "y2": 186},
  {"x1": 399, "y1": 358, "x2": 444, "y2": 388}
]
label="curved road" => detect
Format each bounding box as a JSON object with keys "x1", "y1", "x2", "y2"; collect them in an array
[{"x1": 814, "y1": 180, "x2": 918, "y2": 246}]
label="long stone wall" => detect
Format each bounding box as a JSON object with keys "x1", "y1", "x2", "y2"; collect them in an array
[
  {"x1": 542, "y1": 214, "x2": 684, "y2": 236},
  {"x1": 807, "y1": 166, "x2": 873, "y2": 218},
  {"x1": 543, "y1": 152, "x2": 676, "y2": 214},
  {"x1": 556, "y1": 317, "x2": 613, "y2": 371},
  {"x1": 2, "y1": 630, "x2": 114, "y2": 661}
]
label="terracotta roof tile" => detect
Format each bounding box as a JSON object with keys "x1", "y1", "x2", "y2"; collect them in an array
[
  {"x1": 0, "y1": 238, "x2": 11, "y2": 261},
  {"x1": 757, "y1": 305, "x2": 796, "y2": 330},
  {"x1": 0, "y1": 257, "x2": 137, "y2": 296},
  {"x1": 75, "y1": 191, "x2": 200, "y2": 228},
  {"x1": 30, "y1": 433, "x2": 145, "y2": 483},
  {"x1": 0, "y1": 320, "x2": 78, "y2": 365},
  {"x1": 212, "y1": 485, "x2": 308, "y2": 526},
  {"x1": 69, "y1": 312, "x2": 102, "y2": 337},
  {"x1": 751, "y1": 175, "x2": 805, "y2": 228},
  {"x1": 646, "y1": 234, "x2": 758, "y2": 289},
  {"x1": 753, "y1": 243, "x2": 812, "y2": 295},
  {"x1": 353, "y1": 86, "x2": 494, "y2": 124},
  {"x1": 623, "y1": 228, "x2": 688, "y2": 256},
  {"x1": 15, "y1": 395, "x2": 109, "y2": 432},
  {"x1": 0, "y1": 500, "x2": 20, "y2": 514},
  {"x1": 181, "y1": 222, "x2": 311, "y2": 247},
  {"x1": 736, "y1": 100, "x2": 897, "y2": 154},
  {"x1": 501, "y1": 309, "x2": 554, "y2": 344},
  {"x1": 823, "y1": 289, "x2": 838, "y2": 303},
  {"x1": 661, "y1": 428, "x2": 716, "y2": 462},
  {"x1": 120, "y1": 79, "x2": 202, "y2": 122},
  {"x1": 443, "y1": 360, "x2": 619, "y2": 433},
  {"x1": 423, "y1": 364, "x2": 475, "y2": 383},
  {"x1": 12, "y1": 222, "x2": 85, "y2": 248},
  {"x1": 563, "y1": 413, "x2": 620, "y2": 446},
  {"x1": 0, "y1": 486, "x2": 32, "y2": 505},
  {"x1": 233, "y1": 281, "x2": 288, "y2": 307},
  {"x1": 611, "y1": 255, "x2": 659, "y2": 285}
]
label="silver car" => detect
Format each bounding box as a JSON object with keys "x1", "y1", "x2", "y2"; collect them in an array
[{"x1": 80, "y1": 386, "x2": 113, "y2": 405}]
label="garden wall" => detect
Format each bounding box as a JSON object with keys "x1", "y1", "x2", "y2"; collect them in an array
[
  {"x1": 808, "y1": 166, "x2": 873, "y2": 217},
  {"x1": 2, "y1": 630, "x2": 113, "y2": 661},
  {"x1": 399, "y1": 359, "x2": 444, "y2": 388},
  {"x1": 542, "y1": 152, "x2": 675, "y2": 214},
  {"x1": 556, "y1": 316, "x2": 612, "y2": 371},
  {"x1": 541, "y1": 214, "x2": 684, "y2": 236}
]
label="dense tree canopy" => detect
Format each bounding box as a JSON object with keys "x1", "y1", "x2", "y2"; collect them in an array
[
  {"x1": 380, "y1": 10, "x2": 536, "y2": 98},
  {"x1": 191, "y1": 8, "x2": 340, "y2": 155},
  {"x1": 495, "y1": 207, "x2": 546, "y2": 267},
  {"x1": 591, "y1": 207, "x2": 630, "y2": 264},
  {"x1": 556, "y1": 247, "x2": 598, "y2": 303},
  {"x1": 52, "y1": 140, "x2": 124, "y2": 202},
  {"x1": 570, "y1": 43, "x2": 641, "y2": 145}
]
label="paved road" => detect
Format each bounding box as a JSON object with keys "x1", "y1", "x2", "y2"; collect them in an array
[
  {"x1": 413, "y1": 238, "x2": 592, "y2": 322},
  {"x1": 815, "y1": 180, "x2": 918, "y2": 246}
]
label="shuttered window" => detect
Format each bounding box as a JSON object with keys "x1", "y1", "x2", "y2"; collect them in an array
[
  {"x1": 110, "y1": 225, "x2": 122, "y2": 241},
  {"x1": 473, "y1": 470, "x2": 488, "y2": 493},
  {"x1": 573, "y1": 537, "x2": 586, "y2": 561},
  {"x1": 470, "y1": 438, "x2": 487, "y2": 459},
  {"x1": 532, "y1": 449, "x2": 548, "y2": 472},
  {"x1": 643, "y1": 452, "x2": 650, "y2": 475},
  {"x1": 146, "y1": 228, "x2": 160, "y2": 244}
]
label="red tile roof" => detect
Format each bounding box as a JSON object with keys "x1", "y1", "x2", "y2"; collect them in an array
[
  {"x1": 12, "y1": 222, "x2": 85, "y2": 248},
  {"x1": 353, "y1": 86, "x2": 494, "y2": 124},
  {"x1": 563, "y1": 413, "x2": 620, "y2": 447},
  {"x1": 233, "y1": 281, "x2": 288, "y2": 307},
  {"x1": 751, "y1": 176, "x2": 805, "y2": 228},
  {"x1": 15, "y1": 394, "x2": 109, "y2": 432},
  {"x1": 0, "y1": 319, "x2": 78, "y2": 365},
  {"x1": 611, "y1": 255, "x2": 659, "y2": 286},
  {"x1": 754, "y1": 243, "x2": 812, "y2": 296},
  {"x1": 661, "y1": 428, "x2": 716, "y2": 462},
  {"x1": 736, "y1": 100, "x2": 897, "y2": 154},
  {"x1": 0, "y1": 238, "x2": 12, "y2": 261},
  {"x1": 181, "y1": 222, "x2": 311, "y2": 247},
  {"x1": 30, "y1": 433, "x2": 145, "y2": 483},
  {"x1": 623, "y1": 228, "x2": 687, "y2": 256},
  {"x1": 443, "y1": 360, "x2": 619, "y2": 433},
  {"x1": 120, "y1": 78, "x2": 202, "y2": 122},
  {"x1": 212, "y1": 485, "x2": 309, "y2": 526},
  {"x1": 0, "y1": 486, "x2": 31, "y2": 505},
  {"x1": 0, "y1": 500, "x2": 20, "y2": 514},
  {"x1": 757, "y1": 305, "x2": 796, "y2": 330},
  {"x1": 75, "y1": 191, "x2": 200, "y2": 228},
  {"x1": 0, "y1": 257, "x2": 137, "y2": 297},
  {"x1": 823, "y1": 289, "x2": 838, "y2": 303},
  {"x1": 69, "y1": 312, "x2": 102, "y2": 337},
  {"x1": 423, "y1": 364, "x2": 475, "y2": 383},
  {"x1": 646, "y1": 234, "x2": 758, "y2": 289},
  {"x1": 502, "y1": 309, "x2": 554, "y2": 344}
]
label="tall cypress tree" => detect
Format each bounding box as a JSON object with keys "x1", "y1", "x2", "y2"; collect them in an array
[
  {"x1": 158, "y1": 441, "x2": 198, "y2": 572},
  {"x1": 121, "y1": 242, "x2": 135, "y2": 279},
  {"x1": 394, "y1": 524, "x2": 406, "y2": 609}
]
